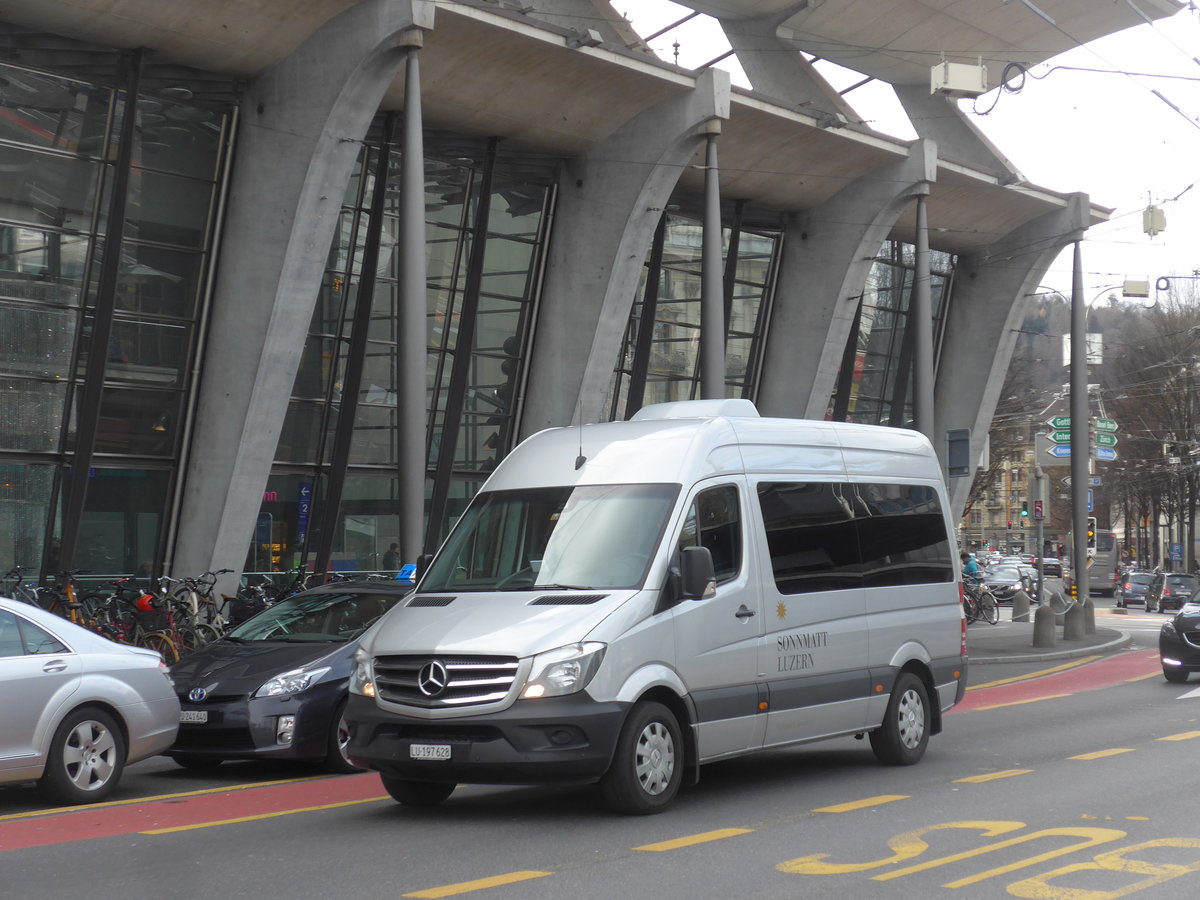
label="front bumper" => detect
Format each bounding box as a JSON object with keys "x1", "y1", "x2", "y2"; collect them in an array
[
  {"x1": 166, "y1": 681, "x2": 343, "y2": 762},
  {"x1": 345, "y1": 692, "x2": 627, "y2": 784}
]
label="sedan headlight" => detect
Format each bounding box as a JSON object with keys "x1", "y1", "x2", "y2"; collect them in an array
[
  {"x1": 350, "y1": 647, "x2": 375, "y2": 698},
  {"x1": 521, "y1": 642, "x2": 606, "y2": 700},
  {"x1": 254, "y1": 666, "x2": 331, "y2": 698},
  {"x1": 1162, "y1": 620, "x2": 1178, "y2": 637}
]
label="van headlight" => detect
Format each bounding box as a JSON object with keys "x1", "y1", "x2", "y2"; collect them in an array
[
  {"x1": 350, "y1": 647, "x2": 376, "y2": 698},
  {"x1": 254, "y1": 666, "x2": 331, "y2": 698},
  {"x1": 521, "y1": 642, "x2": 606, "y2": 699}
]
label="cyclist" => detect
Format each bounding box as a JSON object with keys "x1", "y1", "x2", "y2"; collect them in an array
[{"x1": 960, "y1": 550, "x2": 983, "y2": 585}]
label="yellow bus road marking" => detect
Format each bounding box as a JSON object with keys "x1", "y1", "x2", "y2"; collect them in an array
[
  {"x1": 1070, "y1": 748, "x2": 1135, "y2": 761},
  {"x1": 966, "y1": 657, "x2": 1099, "y2": 691},
  {"x1": 140, "y1": 795, "x2": 388, "y2": 833},
  {"x1": 1158, "y1": 731, "x2": 1200, "y2": 741},
  {"x1": 403, "y1": 871, "x2": 553, "y2": 898},
  {"x1": 972, "y1": 693, "x2": 1070, "y2": 711},
  {"x1": 954, "y1": 770, "x2": 1033, "y2": 783},
  {"x1": 0, "y1": 774, "x2": 339, "y2": 822},
  {"x1": 813, "y1": 795, "x2": 908, "y2": 813},
  {"x1": 634, "y1": 828, "x2": 754, "y2": 852}
]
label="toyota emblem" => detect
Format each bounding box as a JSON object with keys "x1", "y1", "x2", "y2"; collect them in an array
[
  {"x1": 417, "y1": 660, "x2": 449, "y2": 697},
  {"x1": 188, "y1": 687, "x2": 208, "y2": 702}
]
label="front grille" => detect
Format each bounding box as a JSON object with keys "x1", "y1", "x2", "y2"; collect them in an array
[
  {"x1": 171, "y1": 727, "x2": 254, "y2": 751},
  {"x1": 1182, "y1": 631, "x2": 1200, "y2": 648},
  {"x1": 176, "y1": 693, "x2": 243, "y2": 705},
  {"x1": 373, "y1": 654, "x2": 520, "y2": 708}
]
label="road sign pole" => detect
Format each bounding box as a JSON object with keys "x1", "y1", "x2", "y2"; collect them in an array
[{"x1": 1069, "y1": 243, "x2": 1090, "y2": 608}]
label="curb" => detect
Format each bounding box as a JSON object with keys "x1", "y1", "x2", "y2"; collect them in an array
[{"x1": 971, "y1": 629, "x2": 1133, "y2": 665}]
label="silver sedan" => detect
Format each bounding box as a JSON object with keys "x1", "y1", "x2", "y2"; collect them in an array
[{"x1": 0, "y1": 596, "x2": 180, "y2": 804}]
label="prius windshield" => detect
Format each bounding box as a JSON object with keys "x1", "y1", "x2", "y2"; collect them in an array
[{"x1": 421, "y1": 484, "x2": 679, "y2": 592}]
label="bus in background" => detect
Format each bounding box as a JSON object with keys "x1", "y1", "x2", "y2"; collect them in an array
[{"x1": 1089, "y1": 527, "x2": 1121, "y2": 596}]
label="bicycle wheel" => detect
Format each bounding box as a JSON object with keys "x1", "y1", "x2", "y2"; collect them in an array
[
  {"x1": 141, "y1": 631, "x2": 180, "y2": 665},
  {"x1": 981, "y1": 590, "x2": 1000, "y2": 624}
]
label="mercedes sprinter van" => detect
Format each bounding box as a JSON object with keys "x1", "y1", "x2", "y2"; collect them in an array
[{"x1": 346, "y1": 399, "x2": 967, "y2": 814}]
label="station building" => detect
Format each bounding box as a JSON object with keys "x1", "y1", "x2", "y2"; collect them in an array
[{"x1": 0, "y1": 0, "x2": 1179, "y2": 586}]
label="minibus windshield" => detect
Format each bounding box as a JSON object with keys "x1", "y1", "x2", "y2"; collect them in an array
[{"x1": 420, "y1": 483, "x2": 680, "y2": 592}]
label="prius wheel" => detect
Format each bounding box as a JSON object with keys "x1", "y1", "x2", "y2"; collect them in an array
[
  {"x1": 323, "y1": 698, "x2": 362, "y2": 774},
  {"x1": 601, "y1": 701, "x2": 683, "y2": 815},
  {"x1": 1164, "y1": 666, "x2": 1189, "y2": 683},
  {"x1": 40, "y1": 707, "x2": 127, "y2": 805},
  {"x1": 870, "y1": 672, "x2": 929, "y2": 766},
  {"x1": 381, "y1": 777, "x2": 456, "y2": 806}
]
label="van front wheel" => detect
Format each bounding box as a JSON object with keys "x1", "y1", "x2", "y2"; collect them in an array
[
  {"x1": 601, "y1": 701, "x2": 682, "y2": 815},
  {"x1": 870, "y1": 672, "x2": 929, "y2": 766}
]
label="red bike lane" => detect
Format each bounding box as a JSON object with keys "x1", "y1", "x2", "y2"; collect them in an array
[
  {"x1": 952, "y1": 648, "x2": 1161, "y2": 713},
  {"x1": 0, "y1": 772, "x2": 388, "y2": 853}
]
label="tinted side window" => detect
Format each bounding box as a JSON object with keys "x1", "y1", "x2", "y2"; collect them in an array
[
  {"x1": 678, "y1": 485, "x2": 741, "y2": 583},
  {"x1": 853, "y1": 483, "x2": 954, "y2": 587},
  {"x1": 17, "y1": 615, "x2": 68, "y2": 654},
  {"x1": 757, "y1": 482, "x2": 861, "y2": 594},
  {"x1": 0, "y1": 610, "x2": 23, "y2": 657}
]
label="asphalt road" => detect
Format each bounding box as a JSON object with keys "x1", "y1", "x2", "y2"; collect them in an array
[{"x1": 4, "y1": 607, "x2": 1197, "y2": 900}]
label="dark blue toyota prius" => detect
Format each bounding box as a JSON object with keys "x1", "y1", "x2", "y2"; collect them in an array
[
  {"x1": 1160, "y1": 601, "x2": 1200, "y2": 683},
  {"x1": 166, "y1": 581, "x2": 409, "y2": 772}
]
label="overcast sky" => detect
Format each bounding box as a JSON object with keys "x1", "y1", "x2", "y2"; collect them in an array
[{"x1": 622, "y1": 2, "x2": 1200, "y2": 300}]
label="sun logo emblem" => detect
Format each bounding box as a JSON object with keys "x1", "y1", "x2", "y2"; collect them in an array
[{"x1": 776, "y1": 601, "x2": 787, "y2": 620}]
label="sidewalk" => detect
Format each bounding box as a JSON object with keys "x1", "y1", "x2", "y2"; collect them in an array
[{"x1": 967, "y1": 615, "x2": 1130, "y2": 665}]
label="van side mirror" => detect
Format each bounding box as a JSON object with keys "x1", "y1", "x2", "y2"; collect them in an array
[
  {"x1": 680, "y1": 546, "x2": 716, "y2": 600},
  {"x1": 415, "y1": 553, "x2": 434, "y2": 581}
]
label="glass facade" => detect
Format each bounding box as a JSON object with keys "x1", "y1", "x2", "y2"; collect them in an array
[
  {"x1": 247, "y1": 132, "x2": 557, "y2": 576},
  {"x1": 829, "y1": 240, "x2": 955, "y2": 426},
  {"x1": 606, "y1": 209, "x2": 781, "y2": 419},
  {"x1": 0, "y1": 50, "x2": 234, "y2": 582}
]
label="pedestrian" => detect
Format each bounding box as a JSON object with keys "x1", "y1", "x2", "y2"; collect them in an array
[{"x1": 381, "y1": 542, "x2": 400, "y2": 571}]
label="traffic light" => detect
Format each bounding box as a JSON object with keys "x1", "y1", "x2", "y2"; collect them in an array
[
  {"x1": 1020, "y1": 501, "x2": 1029, "y2": 518},
  {"x1": 1086, "y1": 517, "x2": 1096, "y2": 549}
]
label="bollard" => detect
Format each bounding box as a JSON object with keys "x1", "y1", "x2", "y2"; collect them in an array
[
  {"x1": 1033, "y1": 603, "x2": 1056, "y2": 648},
  {"x1": 1082, "y1": 598, "x2": 1095, "y2": 635},
  {"x1": 1012, "y1": 589, "x2": 1031, "y2": 623},
  {"x1": 1063, "y1": 602, "x2": 1085, "y2": 640}
]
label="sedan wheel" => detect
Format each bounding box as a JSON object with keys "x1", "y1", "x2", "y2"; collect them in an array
[{"x1": 40, "y1": 707, "x2": 127, "y2": 805}]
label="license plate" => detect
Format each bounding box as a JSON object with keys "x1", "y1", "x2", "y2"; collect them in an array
[
  {"x1": 409, "y1": 743, "x2": 451, "y2": 760},
  {"x1": 180, "y1": 710, "x2": 208, "y2": 724}
]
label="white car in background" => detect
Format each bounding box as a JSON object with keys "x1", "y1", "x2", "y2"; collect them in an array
[{"x1": 0, "y1": 597, "x2": 180, "y2": 804}]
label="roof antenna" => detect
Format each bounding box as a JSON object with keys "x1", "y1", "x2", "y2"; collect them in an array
[{"x1": 575, "y1": 419, "x2": 586, "y2": 470}]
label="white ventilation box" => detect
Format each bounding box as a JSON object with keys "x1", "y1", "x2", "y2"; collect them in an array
[{"x1": 930, "y1": 62, "x2": 988, "y2": 99}]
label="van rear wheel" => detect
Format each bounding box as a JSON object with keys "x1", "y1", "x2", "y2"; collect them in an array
[
  {"x1": 870, "y1": 672, "x2": 929, "y2": 766},
  {"x1": 601, "y1": 701, "x2": 682, "y2": 815}
]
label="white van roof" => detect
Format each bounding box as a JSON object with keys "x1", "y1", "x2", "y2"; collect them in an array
[{"x1": 484, "y1": 400, "x2": 944, "y2": 491}]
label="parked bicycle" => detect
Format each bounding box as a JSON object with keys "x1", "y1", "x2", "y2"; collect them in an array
[{"x1": 963, "y1": 578, "x2": 999, "y2": 625}]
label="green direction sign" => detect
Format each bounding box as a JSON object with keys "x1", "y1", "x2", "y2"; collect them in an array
[
  {"x1": 1048, "y1": 430, "x2": 1072, "y2": 444},
  {"x1": 1095, "y1": 432, "x2": 1118, "y2": 447},
  {"x1": 1047, "y1": 416, "x2": 1070, "y2": 429},
  {"x1": 1094, "y1": 418, "x2": 1118, "y2": 433}
]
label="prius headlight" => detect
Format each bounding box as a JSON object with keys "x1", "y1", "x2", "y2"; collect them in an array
[
  {"x1": 350, "y1": 647, "x2": 376, "y2": 698},
  {"x1": 254, "y1": 666, "x2": 331, "y2": 698},
  {"x1": 521, "y1": 642, "x2": 606, "y2": 699}
]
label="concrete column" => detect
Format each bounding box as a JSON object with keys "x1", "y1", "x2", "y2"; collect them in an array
[
  {"x1": 893, "y1": 84, "x2": 1024, "y2": 183},
  {"x1": 936, "y1": 193, "x2": 1090, "y2": 520},
  {"x1": 756, "y1": 141, "x2": 936, "y2": 419},
  {"x1": 719, "y1": 14, "x2": 862, "y2": 125},
  {"x1": 172, "y1": 0, "x2": 435, "y2": 584},
  {"x1": 521, "y1": 68, "x2": 730, "y2": 434}
]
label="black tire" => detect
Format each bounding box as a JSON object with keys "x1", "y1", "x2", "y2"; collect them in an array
[
  {"x1": 323, "y1": 698, "x2": 362, "y2": 774},
  {"x1": 1163, "y1": 666, "x2": 1189, "y2": 683},
  {"x1": 381, "y1": 776, "x2": 456, "y2": 806},
  {"x1": 981, "y1": 591, "x2": 1000, "y2": 625},
  {"x1": 600, "y1": 701, "x2": 683, "y2": 815},
  {"x1": 870, "y1": 672, "x2": 930, "y2": 766},
  {"x1": 171, "y1": 755, "x2": 224, "y2": 771},
  {"x1": 39, "y1": 707, "x2": 127, "y2": 805}
]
